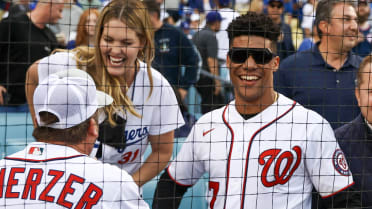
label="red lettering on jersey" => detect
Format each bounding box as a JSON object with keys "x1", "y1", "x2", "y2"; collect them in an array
[
  {"x1": 208, "y1": 181, "x2": 219, "y2": 209},
  {"x1": 0, "y1": 168, "x2": 6, "y2": 198},
  {"x1": 259, "y1": 146, "x2": 302, "y2": 187},
  {"x1": 75, "y1": 183, "x2": 103, "y2": 209},
  {"x1": 39, "y1": 170, "x2": 64, "y2": 202},
  {"x1": 22, "y1": 168, "x2": 43, "y2": 200},
  {"x1": 57, "y1": 174, "x2": 85, "y2": 208},
  {"x1": 5, "y1": 167, "x2": 25, "y2": 198}
]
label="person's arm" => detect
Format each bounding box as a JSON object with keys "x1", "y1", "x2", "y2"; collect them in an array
[
  {"x1": 25, "y1": 61, "x2": 40, "y2": 127},
  {"x1": 207, "y1": 57, "x2": 221, "y2": 95},
  {"x1": 152, "y1": 170, "x2": 190, "y2": 209},
  {"x1": 312, "y1": 186, "x2": 361, "y2": 209},
  {"x1": 131, "y1": 131, "x2": 174, "y2": 187},
  {"x1": 179, "y1": 32, "x2": 199, "y2": 93}
]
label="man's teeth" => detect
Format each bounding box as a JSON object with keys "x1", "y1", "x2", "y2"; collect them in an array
[{"x1": 240, "y1": 75, "x2": 259, "y2": 81}]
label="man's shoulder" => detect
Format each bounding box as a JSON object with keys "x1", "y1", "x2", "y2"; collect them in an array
[
  {"x1": 196, "y1": 105, "x2": 226, "y2": 124},
  {"x1": 0, "y1": 13, "x2": 28, "y2": 26},
  {"x1": 279, "y1": 49, "x2": 316, "y2": 68},
  {"x1": 335, "y1": 115, "x2": 363, "y2": 140}
]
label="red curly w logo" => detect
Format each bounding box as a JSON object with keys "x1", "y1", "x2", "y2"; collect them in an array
[{"x1": 258, "y1": 146, "x2": 302, "y2": 187}]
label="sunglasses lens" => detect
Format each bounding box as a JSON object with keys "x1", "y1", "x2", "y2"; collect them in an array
[
  {"x1": 229, "y1": 50, "x2": 248, "y2": 63},
  {"x1": 252, "y1": 50, "x2": 274, "y2": 64},
  {"x1": 229, "y1": 48, "x2": 274, "y2": 65}
]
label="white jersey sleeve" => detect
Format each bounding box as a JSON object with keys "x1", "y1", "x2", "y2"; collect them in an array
[
  {"x1": 146, "y1": 69, "x2": 184, "y2": 136},
  {"x1": 305, "y1": 113, "x2": 353, "y2": 197},
  {"x1": 167, "y1": 122, "x2": 206, "y2": 186},
  {"x1": 38, "y1": 51, "x2": 78, "y2": 82}
]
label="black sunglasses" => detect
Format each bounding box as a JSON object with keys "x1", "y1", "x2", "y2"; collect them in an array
[
  {"x1": 269, "y1": 3, "x2": 283, "y2": 8},
  {"x1": 228, "y1": 48, "x2": 275, "y2": 65}
]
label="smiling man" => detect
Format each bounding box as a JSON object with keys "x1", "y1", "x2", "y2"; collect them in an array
[
  {"x1": 275, "y1": 0, "x2": 361, "y2": 129},
  {"x1": 152, "y1": 12, "x2": 360, "y2": 209}
]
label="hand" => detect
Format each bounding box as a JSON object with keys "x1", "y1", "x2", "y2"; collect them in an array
[
  {"x1": 214, "y1": 80, "x2": 221, "y2": 95},
  {"x1": 0, "y1": 86, "x2": 7, "y2": 105},
  {"x1": 178, "y1": 88, "x2": 188, "y2": 101}
]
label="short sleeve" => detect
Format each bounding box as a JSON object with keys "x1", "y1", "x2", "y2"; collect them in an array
[
  {"x1": 148, "y1": 78, "x2": 185, "y2": 136},
  {"x1": 167, "y1": 126, "x2": 205, "y2": 186},
  {"x1": 206, "y1": 34, "x2": 218, "y2": 59},
  {"x1": 38, "y1": 52, "x2": 78, "y2": 82},
  {"x1": 305, "y1": 119, "x2": 354, "y2": 197}
]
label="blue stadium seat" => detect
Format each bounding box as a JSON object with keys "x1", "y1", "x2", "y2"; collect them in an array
[{"x1": 0, "y1": 112, "x2": 35, "y2": 158}]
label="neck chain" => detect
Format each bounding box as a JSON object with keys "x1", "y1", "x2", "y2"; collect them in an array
[{"x1": 274, "y1": 92, "x2": 278, "y2": 103}]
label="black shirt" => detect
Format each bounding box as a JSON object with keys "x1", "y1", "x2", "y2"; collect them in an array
[{"x1": 0, "y1": 14, "x2": 59, "y2": 105}]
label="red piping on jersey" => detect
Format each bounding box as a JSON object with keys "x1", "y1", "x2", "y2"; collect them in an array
[
  {"x1": 222, "y1": 104, "x2": 234, "y2": 209},
  {"x1": 166, "y1": 166, "x2": 193, "y2": 187},
  {"x1": 240, "y1": 101, "x2": 296, "y2": 209},
  {"x1": 4, "y1": 155, "x2": 85, "y2": 163},
  {"x1": 322, "y1": 182, "x2": 355, "y2": 199}
]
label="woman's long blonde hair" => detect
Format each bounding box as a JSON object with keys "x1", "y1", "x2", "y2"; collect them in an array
[{"x1": 74, "y1": 0, "x2": 154, "y2": 125}]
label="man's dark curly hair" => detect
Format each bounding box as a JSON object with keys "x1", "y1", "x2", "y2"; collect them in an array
[{"x1": 227, "y1": 12, "x2": 281, "y2": 49}]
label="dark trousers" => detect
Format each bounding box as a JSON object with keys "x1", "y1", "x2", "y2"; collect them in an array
[{"x1": 196, "y1": 75, "x2": 225, "y2": 114}]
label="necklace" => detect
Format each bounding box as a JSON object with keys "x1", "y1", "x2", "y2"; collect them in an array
[{"x1": 274, "y1": 92, "x2": 278, "y2": 102}]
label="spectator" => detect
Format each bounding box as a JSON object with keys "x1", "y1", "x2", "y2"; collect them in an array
[
  {"x1": 0, "y1": 68, "x2": 150, "y2": 208},
  {"x1": 275, "y1": 0, "x2": 361, "y2": 129},
  {"x1": 0, "y1": 0, "x2": 64, "y2": 111},
  {"x1": 50, "y1": 0, "x2": 83, "y2": 46},
  {"x1": 26, "y1": 0, "x2": 184, "y2": 188},
  {"x1": 301, "y1": 0, "x2": 317, "y2": 38},
  {"x1": 215, "y1": 0, "x2": 240, "y2": 64},
  {"x1": 144, "y1": 0, "x2": 199, "y2": 102},
  {"x1": 297, "y1": 23, "x2": 319, "y2": 52},
  {"x1": 67, "y1": 9, "x2": 99, "y2": 49},
  {"x1": 4, "y1": 0, "x2": 30, "y2": 18},
  {"x1": 352, "y1": 0, "x2": 372, "y2": 57},
  {"x1": 193, "y1": 11, "x2": 224, "y2": 114},
  {"x1": 313, "y1": 53, "x2": 372, "y2": 209},
  {"x1": 267, "y1": 0, "x2": 295, "y2": 60}
]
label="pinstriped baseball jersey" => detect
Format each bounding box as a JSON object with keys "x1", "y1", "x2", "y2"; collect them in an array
[
  {"x1": 168, "y1": 94, "x2": 353, "y2": 209},
  {"x1": 0, "y1": 142, "x2": 149, "y2": 209}
]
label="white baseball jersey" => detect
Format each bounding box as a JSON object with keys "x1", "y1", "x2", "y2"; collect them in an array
[
  {"x1": 0, "y1": 142, "x2": 149, "y2": 209},
  {"x1": 168, "y1": 94, "x2": 354, "y2": 209},
  {"x1": 38, "y1": 52, "x2": 185, "y2": 174}
]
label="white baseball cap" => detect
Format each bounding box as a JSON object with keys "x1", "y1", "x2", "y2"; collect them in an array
[{"x1": 34, "y1": 69, "x2": 113, "y2": 129}]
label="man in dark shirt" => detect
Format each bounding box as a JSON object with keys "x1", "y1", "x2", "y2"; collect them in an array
[
  {"x1": 275, "y1": 0, "x2": 361, "y2": 129},
  {"x1": 267, "y1": 0, "x2": 295, "y2": 60},
  {"x1": 143, "y1": 0, "x2": 199, "y2": 102},
  {"x1": 332, "y1": 54, "x2": 372, "y2": 209},
  {"x1": 0, "y1": 0, "x2": 64, "y2": 111},
  {"x1": 192, "y1": 11, "x2": 224, "y2": 114}
]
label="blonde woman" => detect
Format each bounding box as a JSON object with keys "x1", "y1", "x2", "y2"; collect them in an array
[{"x1": 26, "y1": 0, "x2": 184, "y2": 187}]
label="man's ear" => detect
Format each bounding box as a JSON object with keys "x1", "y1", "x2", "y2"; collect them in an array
[
  {"x1": 88, "y1": 118, "x2": 99, "y2": 139},
  {"x1": 272, "y1": 56, "x2": 280, "y2": 72},
  {"x1": 355, "y1": 87, "x2": 361, "y2": 106},
  {"x1": 318, "y1": 21, "x2": 328, "y2": 36}
]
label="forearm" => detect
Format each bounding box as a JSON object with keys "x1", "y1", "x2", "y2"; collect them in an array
[
  {"x1": 207, "y1": 57, "x2": 219, "y2": 77},
  {"x1": 319, "y1": 185, "x2": 361, "y2": 209},
  {"x1": 153, "y1": 170, "x2": 189, "y2": 209},
  {"x1": 132, "y1": 149, "x2": 172, "y2": 187}
]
